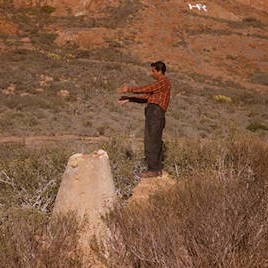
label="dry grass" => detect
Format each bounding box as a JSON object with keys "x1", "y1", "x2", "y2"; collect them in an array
[
  {"x1": 101, "y1": 137, "x2": 144, "y2": 199},
  {"x1": 0, "y1": 139, "x2": 144, "y2": 267},
  {"x1": 0, "y1": 143, "x2": 70, "y2": 212},
  {"x1": 0, "y1": 209, "x2": 83, "y2": 267},
  {"x1": 1, "y1": 4, "x2": 268, "y2": 140},
  {"x1": 0, "y1": 2, "x2": 268, "y2": 266},
  {"x1": 0, "y1": 143, "x2": 90, "y2": 267},
  {"x1": 101, "y1": 138, "x2": 268, "y2": 267},
  {"x1": 250, "y1": 71, "x2": 268, "y2": 86},
  {"x1": 0, "y1": 52, "x2": 267, "y2": 138},
  {"x1": 0, "y1": 138, "x2": 267, "y2": 267}
]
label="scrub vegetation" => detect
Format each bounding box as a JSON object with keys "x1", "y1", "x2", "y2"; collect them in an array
[
  {"x1": 0, "y1": 1, "x2": 268, "y2": 267},
  {"x1": 102, "y1": 139, "x2": 268, "y2": 268},
  {"x1": 0, "y1": 138, "x2": 267, "y2": 267}
]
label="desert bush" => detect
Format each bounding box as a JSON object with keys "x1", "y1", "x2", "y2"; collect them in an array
[
  {"x1": 101, "y1": 137, "x2": 144, "y2": 199},
  {"x1": 1, "y1": 138, "x2": 267, "y2": 267},
  {"x1": 0, "y1": 144, "x2": 70, "y2": 212},
  {"x1": 0, "y1": 94, "x2": 62, "y2": 111},
  {"x1": 241, "y1": 17, "x2": 263, "y2": 27},
  {"x1": 164, "y1": 139, "x2": 223, "y2": 177},
  {"x1": 30, "y1": 32, "x2": 57, "y2": 46},
  {"x1": 213, "y1": 94, "x2": 232, "y2": 103},
  {"x1": 250, "y1": 71, "x2": 268, "y2": 86},
  {"x1": 247, "y1": 122, "x2": 268, "y2": 132},
  {"x1": 102, "y1": 138, "x2": 268, "y2": 267},
  {"x1": 40, "y1": 5, "x2": 56, "y2": 14},
  {"x1": 0, "y1": 144, "x2": 85, "y2": 267},
  {"x1": 0, "y1": 209, "x2": 83, "y2": 268}
]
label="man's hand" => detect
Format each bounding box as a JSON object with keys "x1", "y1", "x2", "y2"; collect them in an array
[
  {"x1": 118, "y1": 99, "x2": 129, "y2": 105},
  {"x1": 118, "y1": 95, "x2": 129, "y2": 105},
  {"x1": 117, "y1": 83, "x2": 129, "y2": 93}
]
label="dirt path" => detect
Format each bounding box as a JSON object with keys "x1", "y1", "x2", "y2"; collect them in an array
[
  {"x1": 0, "y1": 135, "x2": 109, "y2": 145},
  {"x1": 0, "y1": 135, "x2": 143, "y2": 145}
]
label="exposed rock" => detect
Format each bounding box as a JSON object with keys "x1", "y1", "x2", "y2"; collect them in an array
[
  {"x1": 128, "y1": 171, "x2": 175, "y2": 206},
  {"x1": 20, "y1": 92, "x2": 32, "y2": 97},
  {"x1": 20, "y1": 37, "x2": 31, "y2": 43},
  {"x1": 55, "y1": 27, "x2": 118, "y2": 49},
  {"x1": 47, "y1": 0, "x2": 120, "y2": 17},
  {"x1": 12, "y1": 0, "x2": 120, "y2": 16},
  {"x1": 18, "y1": 36, "x2": 35, "y2": 50},
  {"x1": 39, "y1": 74, "x2": 53, "y2": 87},
  {"x1": 1, "y1": 84, "x2": 16, "y2": 95},
  {"x1": 54, "y1": 149, "x2": 115, "y2": 217},
  {"x1": 57, "y1": 89, "x2": 70, "y2": 98},
  {"x1": 35, "y1": 88, "x2": 44, "y2": 93}
]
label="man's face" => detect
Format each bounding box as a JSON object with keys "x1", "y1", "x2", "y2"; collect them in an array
[{"x1": 151, "y1": 67, "x2": 161, "y2": 80}]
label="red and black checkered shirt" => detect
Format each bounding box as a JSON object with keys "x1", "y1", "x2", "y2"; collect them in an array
[{"x1": 128, "y1": 76, "x2": 171, "y2": 112}]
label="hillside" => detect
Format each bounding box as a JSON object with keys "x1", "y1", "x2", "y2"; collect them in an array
[
  {"x1": 0, "y1": 2, "x2": 268, "y2": 266},
  {"x1": 0, "y1": 0, "x2": 267, "y2": 140}
]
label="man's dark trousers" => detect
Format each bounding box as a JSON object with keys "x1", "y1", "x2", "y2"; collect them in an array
[{"x1": 144, "y1": 103, "x2": 165, "y2": 172}]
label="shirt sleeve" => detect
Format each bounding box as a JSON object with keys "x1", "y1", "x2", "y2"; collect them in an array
[
  {"x1": 128, "y1": 79, "x2": 166, "y2": 94},
  {"x1": 128, "y1": 97, "x2": 148, "y2": 103},
  {"x1": 119, "y1": 95, "x2": 148, "y2": 103}
]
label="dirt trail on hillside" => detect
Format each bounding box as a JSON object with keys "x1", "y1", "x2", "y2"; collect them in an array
[
  {"x1": 0, "y1": 135, "x2": 143, "y2": 145},
  {"x1": 0, "y1": 135, "x2": 107, "y2": 145},
  {"x1": 0, "y1": 135, "x2": 107, "y2": 143}
]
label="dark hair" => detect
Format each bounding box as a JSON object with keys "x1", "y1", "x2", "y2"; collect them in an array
[{"x1": 151, "y1": 61, "x2": 167, "y2": 74}]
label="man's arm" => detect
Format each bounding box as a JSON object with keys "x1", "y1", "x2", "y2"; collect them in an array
[
  {"x1": 117, "y1": 79, "x2": 166, "y2": 95},
  {"x1": 119, "y1": 95, "x2": 147, "y2": 103},
  {"x1": 128, "y1": 79, "x2": 166, "y2": 94}
]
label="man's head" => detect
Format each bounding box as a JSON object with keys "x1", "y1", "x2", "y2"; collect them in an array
[{"x1": 150, "y1": 61, "x2": 166, "y2": 80}]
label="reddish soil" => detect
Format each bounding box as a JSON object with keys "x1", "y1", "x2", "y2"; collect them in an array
[{"x1": 2, "y1": 0, "x2": 268, "y2": 91}]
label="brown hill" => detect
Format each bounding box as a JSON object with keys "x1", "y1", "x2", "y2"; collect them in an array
[
  {"x1": 7, "y1": 0, "x2": 268, "y2": 90},
  {"x1": 0, "y1": 0, "x2": 267, "y2": 139}
]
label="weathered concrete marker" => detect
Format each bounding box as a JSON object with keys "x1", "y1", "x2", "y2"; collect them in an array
[{"x1": 53, "y1": 149, "x2": 115, "y2": 249}]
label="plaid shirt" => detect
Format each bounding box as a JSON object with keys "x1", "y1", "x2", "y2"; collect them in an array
[{"x1": 128, "y1": 76, "x2": 171, "y2": 112}]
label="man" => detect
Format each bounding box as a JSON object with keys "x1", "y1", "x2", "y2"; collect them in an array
[{"x1": 117, "y1": 61, "x2": 171, "y2": 178}]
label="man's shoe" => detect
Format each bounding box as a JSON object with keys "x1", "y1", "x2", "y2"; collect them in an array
[{"x1": 139, "y1": 170, "x2": 162, "y2": 178}]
